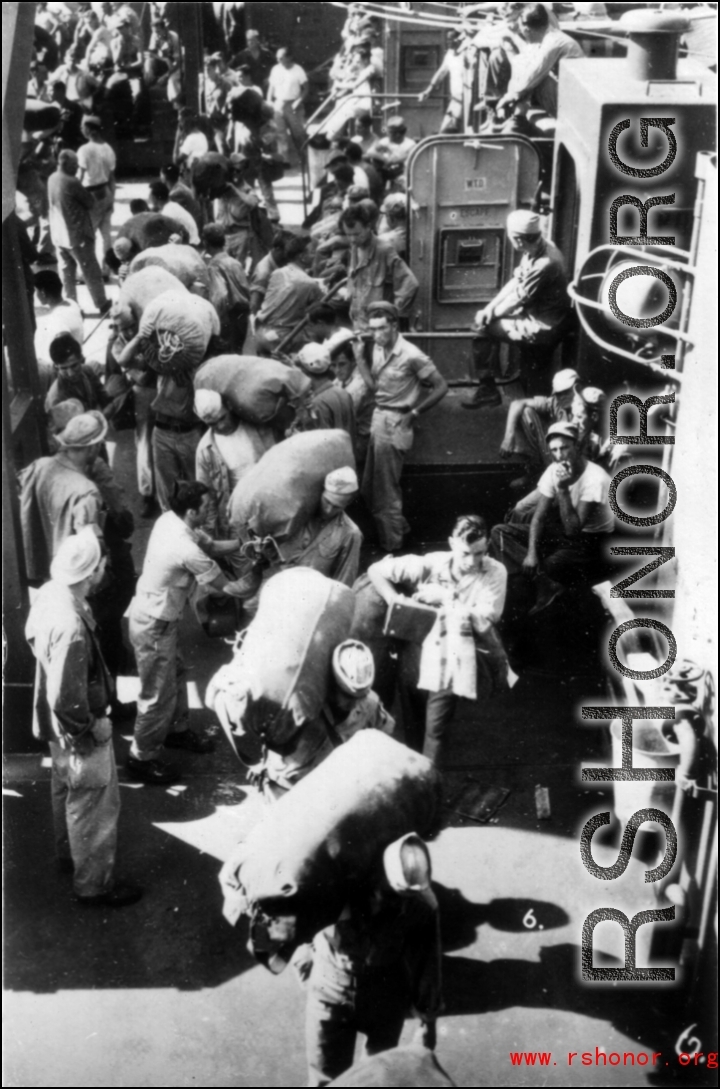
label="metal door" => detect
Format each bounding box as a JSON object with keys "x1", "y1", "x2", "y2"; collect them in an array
[{"x1": 406, "y1": 135, "x2": 541, "y2": 380}]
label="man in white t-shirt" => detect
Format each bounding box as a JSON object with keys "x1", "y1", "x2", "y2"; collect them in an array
[
  {"x1": 491, "y1": 421, "x2": 612, "y2": 613},
  {"x1": 267, "y1": 47, "x2": 308, "y2": 165},
  {"x1": 77, "y1": 116, "x2": 117, "y2": 275}
]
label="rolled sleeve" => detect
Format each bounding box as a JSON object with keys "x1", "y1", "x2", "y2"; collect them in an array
[
  {"x1": 184, "y1": 545, "x2": 222, "y2": 586},
  {"x1": 373, "y1": 553, "x2": 431, "y2": 587}
]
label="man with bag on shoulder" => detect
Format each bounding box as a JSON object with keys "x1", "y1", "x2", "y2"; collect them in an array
[{"x1": 25, "y1": 528, "x2": 142, "y2": 908}]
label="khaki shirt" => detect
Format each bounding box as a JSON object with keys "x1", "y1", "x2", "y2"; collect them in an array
[
  {"x1": 26, "y1": 580, "x2": 112, "y2": 744},
  {"x1": 19, "y1": 454, "x2": 104, "y2": 582},
  {"x1": 371, "y1": 334, "x2": 437, "y2": 411}
]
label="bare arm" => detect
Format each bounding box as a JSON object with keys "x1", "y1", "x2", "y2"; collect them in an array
[
  {"x1": 500, "y1": 398, "x2": 529, "y2": 454},
  {"x1": 525, "y1": 492, "x2": 553, "y2": 572},
  {"x1": 414, "y1": 370, "x2": 448, "y2": 416}
]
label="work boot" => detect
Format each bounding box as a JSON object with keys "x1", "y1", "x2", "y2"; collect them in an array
[
  {"x1": 126, "y1": 755, "x2": 181, "y2": 785},
  {"x1": 76, "y1": 883, "x2": 143, "y2": 908},
  {"x1": 529, "y1": 574, "x2": 564, "y2": 616}
]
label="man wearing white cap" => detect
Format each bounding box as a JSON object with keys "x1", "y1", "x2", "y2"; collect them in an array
[
  {"x1": 329, "y1": 328, "x2": 374, "y2": 464},
  {"x1": 194, "y1": 389, "x2": 275, "y2": 543},
  {"x1": 304, "y1": 831, "x2": 441, "y2": 1085},
  {"x1": 463, "y1": 208, "x2": 570, "y2": 407},
  {"x1": 294, "y1": 343, "x2": 356, "y2": 451},
  {"x1": 25, "y1": 527, "x2": 142, "y2": 907},
  {"x1": 324, "y1": 640, "x2": 395, "y2": 744},
  {"x1": 499, "y1": 367, "x2": 580, "y2": 482},
  {"x1": 251, "y1": 640, "x2": 393, "y2": 802},
  {"x1": 492, "y1": 421, "x2": 612, "y2": 613},
  {"x1": 270, "y1": 466, "x2": 363, "y2": 588},
  {"x1": 571, "y1": 385, "x2": 621, "y2": 470},
  {"x1": 19, "y1": 410, "x2": 108, "y2": 584}
]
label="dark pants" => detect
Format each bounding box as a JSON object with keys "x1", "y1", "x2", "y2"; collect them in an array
[
  {"x1": 306, "y1": 950, "x2": 407, "y2": 1086},
  {"x1": 424, "y1": 689, "x2": 459, "y2": 766},
  {"x1": 492, "y1": 522, "x2": 609, "y2": 586}
]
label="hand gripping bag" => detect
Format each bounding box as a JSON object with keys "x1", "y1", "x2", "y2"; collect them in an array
[
  {"x1": 219, "y1": 730, "x2": 442, "y2": 965},
  {"x1": 139, "y1": 289, "x2": 220, "y2": 376},
  {"x1": 130, "y1": 242, "x2": 211, "y2": 294},
  {"x1": 194, "y1": 354, "x2": 310, "y2": 427},
  {"x1": 208, "y1": 566, "x2": 356, "y2": 749},
  {"x1": 116, "y1": 266, "x2": 187, "y2": 325},
  {"x1": 228, "y1": 429, "x2": 355, "y2": 541}
]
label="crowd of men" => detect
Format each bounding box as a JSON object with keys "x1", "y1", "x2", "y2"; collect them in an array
[{"x1": 16, "y1": 4, "x2": 638, "y2": 1085}]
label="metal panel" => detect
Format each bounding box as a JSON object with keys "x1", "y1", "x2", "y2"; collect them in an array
[
  {"x1": 406, "y1": 135, "x2": 541, "y2": 378},
  {"x1": 383, "y1": 22, "x2": 447, "y2": 140}
]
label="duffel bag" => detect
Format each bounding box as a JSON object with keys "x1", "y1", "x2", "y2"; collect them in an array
[
  {"x1": 117, "y1": 266, "x2": 187, "y2": 325},
  {"x1": 23, "y1": 100, "x2": 61, "y2": 134},
  {"x1": 130, "y1": 242, "x2": 211, "y2": 294},
  {"x1": 329, "y1": 1046, "x2": 457, "y2": 1087},
  {"x1": 208, "y1": 566, "x2": 355, "y2": 747},
  {"x1": 139, "y1": 289, "x2": 220, "y2": 376},
  {"x1": 228, "y1": 429, "x2": 355, "y2": 541},
  {"x1": 194, "y1": 354, "x2": 310, "y2": 428},
  {"x1": 219, "y1": 731, "x2": 442, "y2": 964}
]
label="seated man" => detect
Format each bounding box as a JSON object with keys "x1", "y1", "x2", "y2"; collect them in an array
[
  {"x1": 293, "y1": 342, "x2": 356, "y2": 452},
  {"x1": 369, "y1": 116, "x2": 416, "y2": 192},
  {"x1": 369, "y1": 514, "x2": 509, "y2": 765},
  {"x1": 271, "y1": 466, "x2": 363, "y2": 588},
  {"x1": 499, "y1": 367, "x2": 580, "y2": 486},
  {"x1": 497, "y1": 2, "x2": 584, "y2": 128},
  {"x1": 491, "y1": 422, "x2": 612, "y2": 614},
  {"x1": 464, "y1": 209, "x2": 571, "y2": 407}
]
